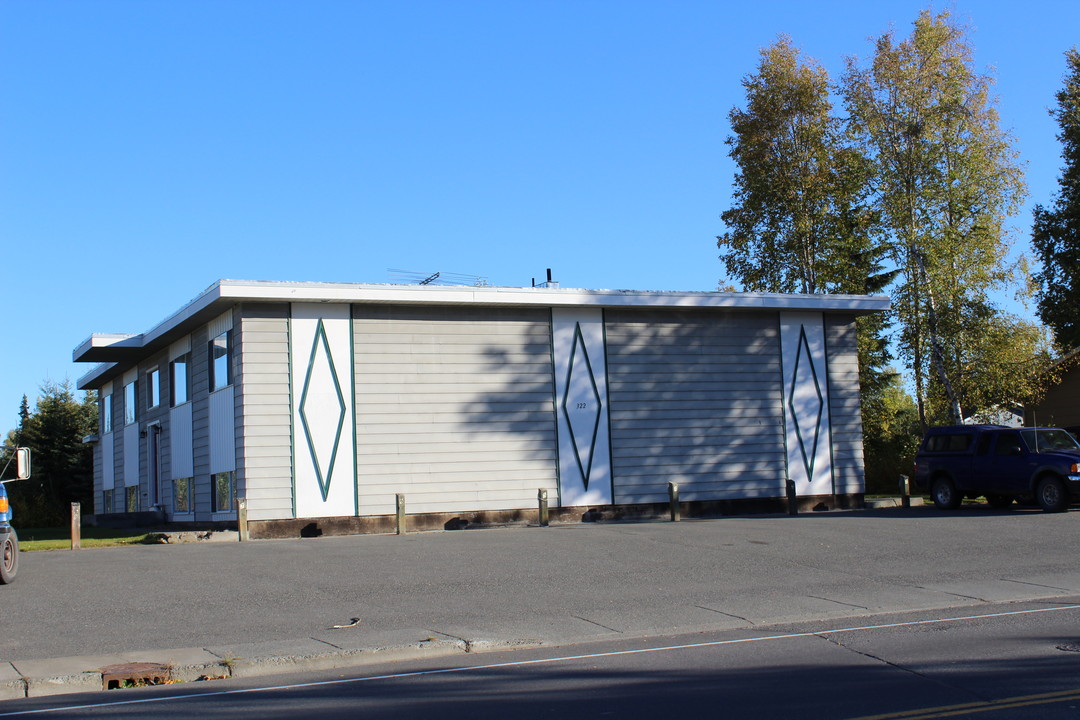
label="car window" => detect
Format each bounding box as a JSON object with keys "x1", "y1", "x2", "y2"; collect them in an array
[
  {"x1": 993, "y1": 432, "x2": 1023, "y2": 456},
  {"x1": 925, "y1": 433, "x2": 973, "y2": 452},
  {"x1": 1020, "y1": 429, "x2": 1080, "y2": 451}
]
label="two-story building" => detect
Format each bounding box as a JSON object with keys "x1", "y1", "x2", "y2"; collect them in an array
[{"x1": 75, "y1": 280, "x2": 889, "y2": 536}]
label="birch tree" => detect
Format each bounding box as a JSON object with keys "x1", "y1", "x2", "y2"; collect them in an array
[
  {"x1": 841, "y1": 10, "x2": 1028, "y2": 426},
  {"x1": 719, "y1": 36, "x2": 876, "y2": 294}
]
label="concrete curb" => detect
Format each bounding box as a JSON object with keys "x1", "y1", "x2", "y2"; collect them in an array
[{"x1": 1, "y1": 628, "x2": 534, "y2": 700}]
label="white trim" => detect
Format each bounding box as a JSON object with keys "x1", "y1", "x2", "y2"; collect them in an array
[{"x1": 76, "y1": 279, "x2": 891, "y2": 388}]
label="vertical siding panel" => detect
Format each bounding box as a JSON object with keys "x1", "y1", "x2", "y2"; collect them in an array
[
  {"x1": 191, "y1": 327, "x2": 212, "y2": 517},
  {"x1": 170, "y1": 405, "x2": 194, "y2": 475},
  {"x1": 209, "y1": 390, "x2": 236, "y2": 473},
  {"x1": 605, "y1": 309, "x2": 786, "y2": 503}
]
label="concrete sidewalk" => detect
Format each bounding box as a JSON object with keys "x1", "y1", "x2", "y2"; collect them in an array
[{"x1": 3, "y1": 503, "x2": 1078, "y2": 700}]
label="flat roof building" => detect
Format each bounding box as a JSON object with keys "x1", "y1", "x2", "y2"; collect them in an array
[{"x1": 75, "y1": 280, "x2": 889, "y2": 535}]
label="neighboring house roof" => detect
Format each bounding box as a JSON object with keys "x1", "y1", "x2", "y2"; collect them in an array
[{"x1": 74, "y1": 279, "x2": 891, "y2": 390}]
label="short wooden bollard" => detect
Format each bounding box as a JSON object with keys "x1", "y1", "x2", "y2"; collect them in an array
[
  {"x1": 70, "y1": 502, "x2": 81, "y2": 550},
  {"x1": 668, "y1": 481, "x2": 680, "y2": 522},
  {"x1": 786, "y1": 478, "x2": 798, "y2": 516},
  {"x1": 236, "y1": 497, "x2": 250, "y2": 542},
  {"x1": 899, "y1": 474, "x2": 911, "y2": 509},
  {"x1": 538, "y1": 489, "x2": 549, "y2": 527},
  {"x1": 396, "y1": 494, "x2": 406, "y2": 535}
]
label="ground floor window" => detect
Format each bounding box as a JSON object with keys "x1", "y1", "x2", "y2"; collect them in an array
[
  {"x1": 212, "y1": 471, "x2": 235, "y2": 513},
  {"x1": 103, "y1": 489, "x2": 114, "y2": 514},
  {"x1": 174, "y1": 477, "x2": 192, "y2": 513},
  {"x1": 126, "y1": 486, "x2": 139, "y2": 513}
]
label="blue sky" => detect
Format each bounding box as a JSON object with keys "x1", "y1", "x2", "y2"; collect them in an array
[{"x1": 1, "y1": 0, "x2": 1078, "y2": 433}]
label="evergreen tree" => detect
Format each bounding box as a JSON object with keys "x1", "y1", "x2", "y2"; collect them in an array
[
  {"x1": 1032, "y1": 48, "x2": 1080, "y2": 348},
  {"x1": 8, "y1": 382, "x2": 97, "y2": 527}
]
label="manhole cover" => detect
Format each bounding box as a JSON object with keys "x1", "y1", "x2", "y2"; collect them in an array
[{"x1": 1055, "y1": 642, "x2": 1080, "y2": 652}]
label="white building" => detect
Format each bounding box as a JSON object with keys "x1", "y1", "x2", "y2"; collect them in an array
[{"x1": 75, "y1": 280, "x2": 889, "y2": 536}]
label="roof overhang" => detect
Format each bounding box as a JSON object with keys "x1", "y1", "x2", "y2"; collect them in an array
[{"x1": 76, "y1": 279, "x2": 891, "y2": 389}]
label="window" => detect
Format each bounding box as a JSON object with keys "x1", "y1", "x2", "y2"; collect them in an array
[
  {"x1": 147, "y1": 368, "x2": 160, "y2": 409},
  {"x1": 994, "y1": 433, "x2": 1024, "y2": 457},
  {"x1": 126, "y1": 486, "x2": 139, "y2": 513},
  {"x1": 209, "y1": 331, "x2": 231, "y2": 392},
  {"x1": 103, "y1": 490, "x2": 114, "y2": 514},
  {"x1": 170, "y1": 354, "x2": 190, "y2": 406},
  {"x1": 174, "y1": 477, "x2": 192, "y2": 513},
  {"x1": 101, "y1": 394, "x2": 113, "y2": 433},
  {"x1": 124, "y1": 380, "x2": 137, "y2": 425},
  {"x1": 212, "y1": 471, "x2": 235, "y2": 513},
  {"x1": 925, "y1": 433, "x2": 972, "y2": 453}
]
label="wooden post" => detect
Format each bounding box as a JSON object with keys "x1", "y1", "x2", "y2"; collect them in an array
[
  {"x1": 668, "y1": 482, "x2": 680, "y2": 522},
  {"x1": 236, "y1": 497, "x2": 250, "y2": 542},
  {"x1": 899, "y1": 474, "x2": 911, "y2": 509},
  {"x1": 538, "y1": 489, "x2": 549, "y2": 527},
  {"x1": 786, "y1": 478, "x2": 798, "y2": 516},
  {"x1": 396, "y1": 494, "x2": 406, "y2": 535},
  {"x1": 70, "y1": 502, "x2": 81, "y2": 550}
]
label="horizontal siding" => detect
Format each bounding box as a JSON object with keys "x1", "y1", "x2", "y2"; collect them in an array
[
  {"x1": 606, "y1": 308, "x2": 786, "y2": 503},
  {"x1": 354, "y1": 305, "x2": 557, "y2": 515},
  {"x1": 826, "y1": 315, "x2": 865, "y2": 494},
  {"x1": 236, "y1": 309, "x2": 294, "y2": 521}
]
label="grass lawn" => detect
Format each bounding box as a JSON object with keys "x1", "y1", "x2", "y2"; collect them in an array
[{"x1": 12, "y1": 527, "x2": 161, "y2": 551}]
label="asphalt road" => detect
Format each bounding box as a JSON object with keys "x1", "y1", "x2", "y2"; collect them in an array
[
  {"x1": 4, "y1": 505, "x2": 1080, "y2": 663},
  {"x1": 3, "y1": 600, "x2": 1080, "y2": 719}
]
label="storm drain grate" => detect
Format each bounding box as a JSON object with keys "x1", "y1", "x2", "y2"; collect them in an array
[
  {"x1": 1055, "y1": 642, "x2": 1080, "y2": 653},
  {"x1": 100, "y1": 662, "x2": 170, "y2": 690}
]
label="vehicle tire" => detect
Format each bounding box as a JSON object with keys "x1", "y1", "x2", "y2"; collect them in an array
[
  {"x1": 0, "y1": 530, "x2": 17, "y2": 584},
  {"x1": 985, "y1": 494, "x2": 1014, "y2": 509},
  {"x1": 1036, "y1": 476, "x2": 1069, "y2": 513},
  {"x1": 932, "y1": 477, "x2": 962, "y2": 510}
]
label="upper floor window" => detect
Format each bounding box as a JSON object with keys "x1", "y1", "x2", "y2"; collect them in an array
[
  {"x1": 147, "y1": 368, "x2": 161, "y2": 409},
  {"x1": 101, "y1": 394, "x2": 113, "y2": 433},
  {"x1": 124, "y1": 380, "x2": 137, "y2": 425},
  {"x1": 209, "y1": 331, "x2": 231, "y2": 392},
  {"x1": 170, "y1": 354, "x2": 190, "y2": 406}
]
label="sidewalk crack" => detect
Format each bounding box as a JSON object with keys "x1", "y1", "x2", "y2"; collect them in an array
[
  {"x1": 572, "y1": 616, "x2": 621, "y2": 633},
  {"x1": 806, "y1": 595, "x2": 869, "y2": 610},
  {"x1": 695, "y1": 606, "x2": 756, "y2": 625}
]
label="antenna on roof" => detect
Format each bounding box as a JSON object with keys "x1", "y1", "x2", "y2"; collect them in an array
[{"x1": 387, "y1": 269, "x2": 489, "y2": 287}]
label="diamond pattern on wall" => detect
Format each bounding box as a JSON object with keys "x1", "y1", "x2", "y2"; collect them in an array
[
  {"x1": 299, "y1": 319, "x2": 347, "y2": 502},
  {"x1": 562, "y1": 323, "x2": 602, "y2": 490},
  {"x1": 789, "y1": 325, "x2": 824, "y2": 486}
]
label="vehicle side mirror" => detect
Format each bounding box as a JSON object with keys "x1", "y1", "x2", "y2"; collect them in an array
[
  {"x1": 1011, "y1": 446, "x2": 1023, "y2": 457},
  {"x1": 15, "y1": 448, "x2": 31, "y2": 480}
]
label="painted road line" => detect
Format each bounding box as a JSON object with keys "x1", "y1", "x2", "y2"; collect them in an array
[
  {"x1": 846, "y1": 688, "x2": 1080, "y2": 719},
  {"x1": 3, "y1": 604, "x2": 1080, "y2": 718}
]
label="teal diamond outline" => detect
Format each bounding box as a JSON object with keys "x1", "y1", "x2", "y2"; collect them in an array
[
  {"x1": 562, "y1": 323, "x2": 602, "y2": 490},
  {"x1": 788, "y1": 325, "x2": 824, "y2": 486},
  {"x1": 299, "y1": 319, "x2": 346, "y2": 502}
]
